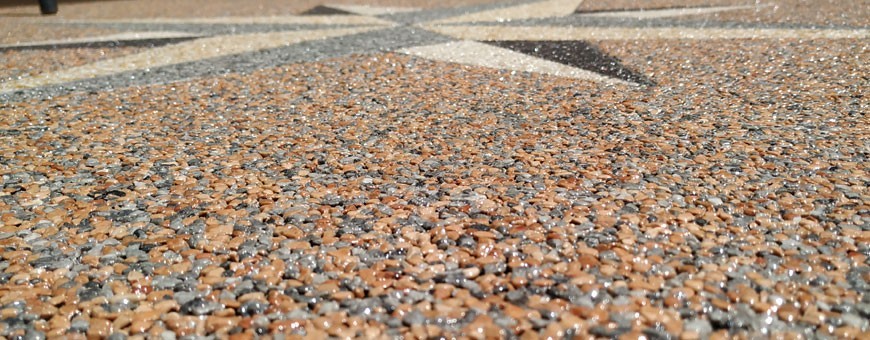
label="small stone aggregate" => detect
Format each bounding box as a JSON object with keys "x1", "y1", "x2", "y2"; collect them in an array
[
  {"x1": 0, "y1": 24, "x2": 119, "y2": 45},
  {"x1": 0, "y1": 47, "x2": 146, "y2": 84},
  {"x1": 0, "y1": 0, "x2": 496, "y2": 20},
  {"x1": 0, "y1": 0, "x2": 868, "y2": 339},
  {"x1": 577, "y1": 0, "x2": 869, "y2": 28}
]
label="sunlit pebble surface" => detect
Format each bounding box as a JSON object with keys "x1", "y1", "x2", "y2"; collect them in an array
[
  {"x1": 0, "y1": 24, "x2": 121, "y2": 45},
  {"x1": 578, "y1": 0, "x2": 870, "y2": 28},
  {"x1": 0, "y1": 47, "x2": 147, "y2": 84},
  {"x1": 576, "y1": 0, "x2": 738, "y2": 11},
  {"x1": 696, "y1": 0, "x2": 869, "y2": 28},
  {"x1": 0, "y1": 0, "x2": 496, "y2": 19},
  {"x1": 0, "y1": 37, "x2": 868, "y2": 339}
]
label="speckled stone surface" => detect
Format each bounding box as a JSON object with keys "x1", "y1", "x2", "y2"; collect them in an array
[
  {"x1": 0, "y1": 0, "x2": 498, "y2": 19},
  {"x1": 1, "y1": 47, "x2": 147, "y2": 84},
  {"x1": 575, "y1": 0, "x2": 869, "y2": 27},
  {"x1": 0, "y1": 0, "x2": 868, "y2": 339},
  {"x1": 0, "y1": 23, "x2": 121, "y2": 45}
]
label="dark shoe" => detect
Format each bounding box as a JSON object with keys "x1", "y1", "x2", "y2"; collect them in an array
[{"x1": 39, "y1": 0, "x2": 58, "y2": 15}]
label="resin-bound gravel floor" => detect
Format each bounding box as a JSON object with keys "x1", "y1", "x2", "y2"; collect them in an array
[{"x1": 0, "y1": 0, "x2": 868, "y2": 339}]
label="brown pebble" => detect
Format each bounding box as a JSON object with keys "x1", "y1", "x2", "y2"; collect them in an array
[
  {"x1": 205, "y1": 317, "x2": 236, "y2": 333},
  {"x1": 462, "y1": 315, "x2": 502, "y2": 340},
  {"x1": 777, "y1": 304, "x2": 800, "y2": 322},
  {"x1": 681, "y1": 330, "x2": 701, "y2": 340},
  {"x1": 87, "y1": 318, "x2": 112, "y2": 338},
  {"x1": 0, "y1": 308, "x2": 18, "y2": 318},
  {"x1": 684, "y1": 279, "x2": 703, "y2": 291},
  {"x1": 576, "y1": 254, "x2": 600, "y2": 269},
  {"x1": 599, "y1": 265, "x2": 616, "y2": 277},
  {"x1": 113, "y1": 314, "x2": 132, "y2": 330},
  {"x1": 129, "y1": 318, "x2": 153, "y2": 334},
  {"x1": 49, "y1": 315, "x2": 70, "y2": 333}
]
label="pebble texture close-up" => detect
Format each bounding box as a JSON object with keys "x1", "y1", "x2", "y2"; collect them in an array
[{"x1": 0, "y1": 0, "x2": 868, "y2": 339}]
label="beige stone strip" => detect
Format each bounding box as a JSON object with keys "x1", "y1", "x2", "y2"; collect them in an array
[
  {"x1": 430, "y1": 0, "x2": 584, "y2": 24},
  {"x1": 0, "y1": 27, "x2": 379, "y2": 93},
  {"x1": 0, "y1": 31, "x2": 200, "y2": 49},
  {"x1": 397, "y1": 40, "x2": 631, "y2": 85},
  {"x1": 426, "y1": 25, "x2": 870, "y2": 41},
  {"x1": 578, "y1": 4, "x2": 767, "y2": 19},
  {"x1": 16, "y1": 15, "x2": 393, "y2": 26},
  {"x1": 326, "y1": 4, "x2": 420, "y2": 16}
]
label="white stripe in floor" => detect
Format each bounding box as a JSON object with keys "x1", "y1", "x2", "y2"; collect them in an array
[
  {"x1": 426, "y1": 25, "x2": 870, "y2": 41},
  {"x1": 0, "y1": 31, "x2": 201, "y2": 49},
  {"x1": 430, "y1": 0, "x2": 584, "y2": 24},
  {"x1": 0, "y1": 26, "x2": 381, "y2": 93},
  {"x1": 398, "y1": 40, "x2": 632, "y2": 85},
  {"x1": 14, "y1": 15, "x2": 394, "y2": 26},
  {"x1": 577, "y1": 4, "x2": 769, "y2": 19}
]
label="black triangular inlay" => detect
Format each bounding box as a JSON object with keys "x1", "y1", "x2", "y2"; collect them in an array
[
  {"x1": 484, "y1": 40, "x2": 653, "y2": 85},
  {"x1": 301, "y1": 5, "x2": 353, "y2": 15}
]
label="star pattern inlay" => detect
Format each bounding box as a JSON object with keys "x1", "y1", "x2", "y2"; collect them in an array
[{"x1": 1, "y1": 0, "x2": 867, "y2": 95}]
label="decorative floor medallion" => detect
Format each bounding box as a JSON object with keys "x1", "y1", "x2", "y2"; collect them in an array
[{"x1": 0, "y1": 0, "x2": 867, "y2": 95}]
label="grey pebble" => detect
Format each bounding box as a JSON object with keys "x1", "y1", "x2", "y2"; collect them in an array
[
  {"x1": 286, "y1": 309, "x2": 312, "y2": 319},
  {"x1": 684, "y1": 319, "x2": 713, "y2": 337},
  {"x1": 856, "y1": 303, "x2": 870, "y2": 318},
  {"x1": 70, "y1": 318, "x2": 89, "y2": 332},
  {"x1": 457, "y1": 235, "x2": 476, "y2": 248},
  {"x1": 590, "y1": 324, "x2": 630, "y2": 337},
  {"x1": 160, "y1": 331, "x2": 177, "y2": 340},
  {"x1": 840, "y1": 313, "x2": 867, "y2": 330},
  {"x1": 180, "y1": 297, "x2": 221, "y2": 316},
  {"x1": 529, "y1": 318, "x2": 549, "y2": 329},
  {"x1": 238, "y1": 300, "x2": 269, "y2": 316},
  {"x1": 318, "y1": 301, "x2": 340, "y2": 314},
  {"x1": 599, "y1": 250, "x2": 619, "y2": 262},
  {"x1": 107, "y1": 333, "x2": 127, "y2": 340},
  {"x1": 642, "y1": 327, "x2": 673, "y2": 340},
  {"x1": 484, "y1": 261, "x2": 507, "y2": 274},
  {"x1": 23, "y1": 330, "x2": 46, "y2": 340},
  {"x1": 402, "y1": 310, "x2": 426, "y2": 326},
  {"x1": 609, "y1": 312, "x2": 635, "y2": 328},
  {"x1": 709, "y1": 309, "x2": 729, "y2": 328},
  {"x1": 174, "y1": 291, "x2": 198, "y2": 305},
  {"x1": 505, "y1": 290, "x2": 527, "y2": 304},
  {"x1": 152, "y1": 276, "x2": 181, "y2": 290}
]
